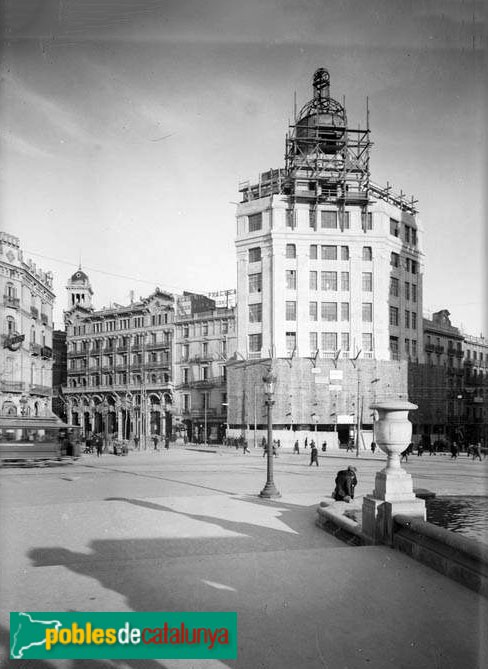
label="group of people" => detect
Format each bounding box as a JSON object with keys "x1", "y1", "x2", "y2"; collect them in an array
[
  {"x1": 293, "y1": 438, "x2": 328, "y2": 458},
  {"x1": 84, "y1": 433, "x2": 104, "y2": 457},
  {"x1": 151, "y1": 435, "x2": 171, "y2": 451}
]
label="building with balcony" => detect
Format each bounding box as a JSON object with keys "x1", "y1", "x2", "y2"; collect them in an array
[
  {"x1": 63, "y1": 271, "x2": 176, "y2": 443},
  {"x1": 0, "y1": 232, "x2": 55, "y2": 417},
  {"x1": 462, "y1": 333, "x2": 488, "y2": 443},
  {"x1": 174, "y1": 292, "x2": 237, "y2": 443},
  {"x1": 229, "y1": 68, "x2": 424, "y2": 446}
]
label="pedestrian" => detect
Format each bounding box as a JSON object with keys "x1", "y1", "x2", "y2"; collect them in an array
[
  {"x1": 164, "y1": 436, "x2": 170, "y2": 450},
  {"x1": 262, "y1": 438, "x2": 267, "y2": 457},
  {"x1": 370, "y1": 441, "x2": 376, "y2": 454},
  {"x1": 293, "y1": 439, "x2": 300, "y2": 454},
  {"x1": 472, "y1": 442, "x2": 482, "y2": 461},
  {"x1": 450, "y1": 441, "x2": 459, "y2": 459},
  {"x1": 304, "y1": 437, "x2": 308, "y2": 449},
  {"x1": 346, "y1": 438, "x2": 354, "y2": 453},
  {"x1": 400, "y1": 447, "x2": 409, "y2": 463},
  {"x1": 417, "y1": 442, "x2": 423, "y2": 456},
  {"x1": 322, "y1": 440, "x2": 327, "y2": 453},
  {"x1": 333, "y1": 466, "x2": 357, "y2": 502},
  {"x1": 272, "y1": 440, "x2": 278, "y2": 457},
  {"x1": 134, "y1": 435, "x2": 140, "y2": 450},
  {"x1": 277, "y1": 439, "x2": 281, "y2": 449},
  {"x1": 309, "y1": 441, "x2": 319, "y2": 466},
  {"x1": 152, "y1": 435, "x2": 159, "y2": 451},
  {"x1": 242, "y1": 440, "x2": 250, "y2": 454},
  {"x1": 96, "y1": 434, "x2": 103, "y2": 458}
]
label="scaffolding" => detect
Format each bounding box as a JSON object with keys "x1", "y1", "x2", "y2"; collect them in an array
[{"x1": 239, "y1": 68, "x2": 418, "y2": 217}]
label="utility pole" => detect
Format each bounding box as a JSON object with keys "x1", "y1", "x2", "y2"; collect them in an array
[
  {"x1": 356, "y1": 369, "x2": 361, "y2": 457},
  {"x1": 253, "y1": 385, "x2": 257, "y2": 449}
]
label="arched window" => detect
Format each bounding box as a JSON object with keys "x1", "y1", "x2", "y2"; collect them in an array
[
  {"x1": 6, "y1": 316, "x2": 15, "y2": 335},
  {"x1": 5, "y1": 282, "x2": 15, "y2": 298}
]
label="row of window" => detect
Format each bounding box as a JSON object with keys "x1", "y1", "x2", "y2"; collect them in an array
[
  {"x1": 180, "y1": 366, "x2": 226, "y2": 383},
  {"x1": 248, "y1": 245, "x2": 374, "y2": 262},
  {"x1": 68, "y1": 332, "x2": 172, "y2": 353},
  {"x1": 390, "y1": 279, "x2": 418, "y2": 302},
  {"x1": 70, "y1": 313, "x2": 173, "y2": 336},
  {"x1": 69, "y1": 351, "x2": 171, "y2": 370},
  {"x1": 389, "y1": 336, "x2": 418, "y2": 358},
  {"x1": 180, "y1": 340, "x2": 227, "y2": 361},
  {"x1": 67, "y1": 372, "x2": 171, "y2": 388},
  {"x1": 177, "y1": 321, "x2": 230, "y2": 338},
  {"x1": 391, "y1": 253, "x2": 418, "y2": 273},
  {"x1": 249, "y1": 210, "x2": 375, "y2": 233},
  {"x1": 389, "y1": 307, "x2": 418, "y2": 329},
  {"x1": 248, "y1": 332, "x2": 375, "y2": 354},
  {"x1": 389, "y1": 219, "x2": 418, "y2": 245}
]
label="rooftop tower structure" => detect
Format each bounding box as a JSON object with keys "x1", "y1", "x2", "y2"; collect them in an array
[{"x1": 235, "y1": 68, "x2": 424, "y2": 363}]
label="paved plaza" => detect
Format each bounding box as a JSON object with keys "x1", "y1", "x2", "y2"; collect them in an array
[{"x1": 1, "y1": 446, "x2": 487, "y2": 668}]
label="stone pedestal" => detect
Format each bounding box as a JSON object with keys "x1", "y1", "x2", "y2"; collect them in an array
[{"x1": 362, "y1": 400, "x2": 426, "y2": 545}]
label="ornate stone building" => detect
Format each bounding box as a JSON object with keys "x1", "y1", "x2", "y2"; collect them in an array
[
  {"x1": 0, "y1": 232, "x2": 55, "y2": 417},
  {"x1": 63, "y1": 270, "x2": 175, "y2": 444}
]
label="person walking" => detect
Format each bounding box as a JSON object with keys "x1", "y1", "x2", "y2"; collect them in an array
[
  {"x1": 309, "y1": 441, "x2": 319, "y2": 466},
  {"x1": 472, "y1": 442, "x2": 482, "y2": 461},
  {"x1": 262, "y1": 438, "x2": 267, "y2": 457},
  {"x1": 346, "y1": 438, "x2": 354, "y2": 453},
  {"x1": 242, "y1": 439, "x2": 250, "y2": 454},
  {"x1": 322, "y1": 440, "x2": 327, "y2": 453},
  {"x1": 400, "y1": 447, "x2": 409, "y2": 463},
  {"x1": 293, "y1": 439, "x2": 300, "y2": 454},
  {"x1": 450, "y1": 441, "x2": 459, "y2": 459},
  {"x1": 304, "y1": 437, "x2": 308, "y2": 450},
  {"x1": 134, "y1": 435, "x2": 140, "y2": 451},
  {"x1": 96, "y1": 434, "x2": 103, "y2": 458},
  {"x1": 152, "y1": 435, "x2": 159, "y2": 451},
  {"x1": 417, "y1": 442, "x2": 423, "y2": 456},
  {"x1": 370, "y1": 441, "x2": 376, "y2": 454}
]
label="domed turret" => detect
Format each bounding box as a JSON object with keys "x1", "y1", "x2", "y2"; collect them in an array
[
  {"x1": 66, "y1": 266, "x2": 93, "y2": 310},
  {"x1": 295, "y1": 68, "x2": 347, "y2": 156}
]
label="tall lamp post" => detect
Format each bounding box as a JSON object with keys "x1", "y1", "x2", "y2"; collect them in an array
[{"x1": 259, "y1": 368, "x2": 281, "y2": 499}]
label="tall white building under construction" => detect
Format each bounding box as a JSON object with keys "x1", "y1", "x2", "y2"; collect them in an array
[{"x1": 235, "y1": 69, "x2": 424, "y2": 365}]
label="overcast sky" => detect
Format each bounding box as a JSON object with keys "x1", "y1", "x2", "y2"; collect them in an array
[{"x1": 0, "y1": 0, "x2": 485, "y2": 334}]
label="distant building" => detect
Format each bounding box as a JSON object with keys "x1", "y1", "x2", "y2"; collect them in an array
[
  {"x1": 0, "y1": 232, "x2": 55, "y2": 417},
  {"x1": 462, "y1": 333, "x2": 488, "y2": 443},
  {"x1": 174, "y1": 294, "x2": 236, "y2": 443},
  {"x1": 408, "y1": 310, "x2": 464, "y2": 440}
]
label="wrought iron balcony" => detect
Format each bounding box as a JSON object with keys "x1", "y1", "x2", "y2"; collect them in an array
[{"x1": 30, "y1": 342, "x2": 42, "y2": 356}]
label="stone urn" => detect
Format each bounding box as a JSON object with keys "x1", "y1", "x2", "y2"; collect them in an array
[
  {"x1": 372, "y1": 400, "x2": 417, "y2": 474},
  {"x1": 362, "y1": 399, "x2": 426, "y2": 544}
]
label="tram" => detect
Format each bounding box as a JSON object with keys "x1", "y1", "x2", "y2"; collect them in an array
[{"x1": 0, "y1": 415, "x2": 81, "y2": 463}]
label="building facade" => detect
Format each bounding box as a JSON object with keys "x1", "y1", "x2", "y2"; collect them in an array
[
  {"x1": 462, "y1": 333, "x2": 488, "y2": 443},
  {"x1": 63, "y1": 271, "x2": 175, "y2": 444},
  {"x1": 0, "y1": 232, "x2": 55, "y2": 417},
  {"x1": 174, "y1": 292, "x2": 237, "y2": 443},
  {"x1": 230, "y1": 69, "x2": 424, "y2": 445}
]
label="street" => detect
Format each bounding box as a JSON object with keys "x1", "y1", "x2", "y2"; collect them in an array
[{"x1": 1, "y1": 447, "x2": 487, "y2": 668}]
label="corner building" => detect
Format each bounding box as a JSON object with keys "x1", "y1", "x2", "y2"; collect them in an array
[
  {"x1": 230, "y1": 69, "x2": 424, "y2": 446},
  {"x1": 236, "y1": 69, "x2": 424, "y2": 363},
  {"x1": 0, "y1": 232, "x2": 55, "y2": 418}
]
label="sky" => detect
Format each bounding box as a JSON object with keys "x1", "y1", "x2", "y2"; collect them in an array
[{"x1": 0, "y1": 0, "x2": 485, "y2": 333}]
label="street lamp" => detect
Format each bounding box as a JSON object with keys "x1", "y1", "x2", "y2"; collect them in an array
[
  {"x1": 259, "y1": 368, "x2": 281, "y2": 499},
  {"x1": 311, "y1": 412, "x2": 318, "y2": 440}
]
